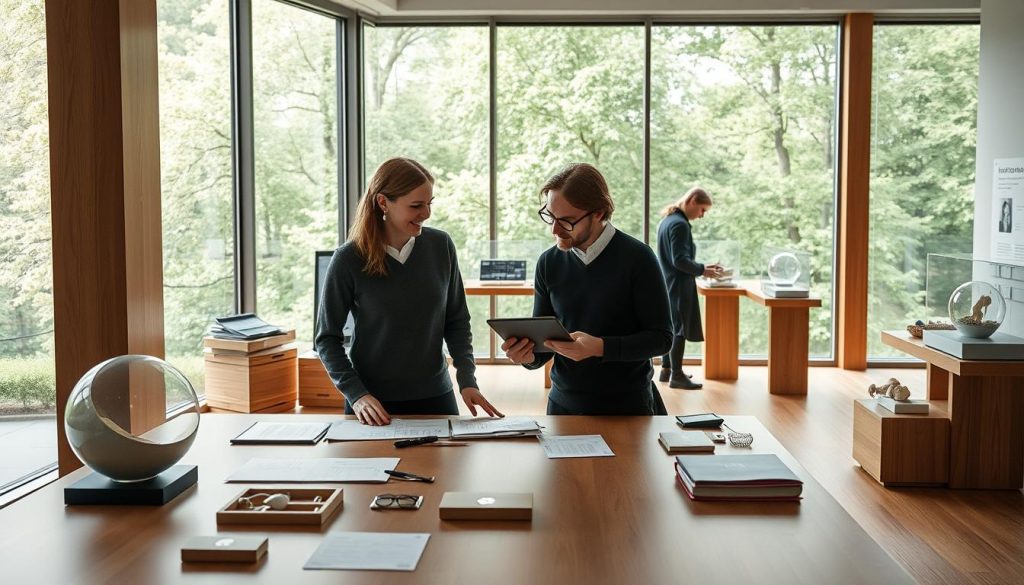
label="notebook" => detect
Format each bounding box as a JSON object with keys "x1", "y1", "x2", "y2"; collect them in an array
[
  {"x1": 675, "y1": 454, "x2": 803, "y2": 501},
  {"x1": 658, "y1": 432, "x2": 715, "y2": 454},
  {"x1": 675, "y1": 413, "x2": 724, "y2": 429}
]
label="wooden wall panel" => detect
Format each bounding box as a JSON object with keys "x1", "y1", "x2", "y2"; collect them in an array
[
  {"x1": 46, "y1": 0, "x2": 164, "y2": 476},
  {"x1": 837, "y1": 13, "x2": 873, "y2": 370}
]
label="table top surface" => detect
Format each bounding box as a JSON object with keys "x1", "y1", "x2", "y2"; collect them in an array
[
  {"x1": 0, "y1": 415, "x2": 912, "y2": 585},
  {"x1": 463, "y1": 279, "x2": 534, "y2": 295},
  {"x1": 881, "y1": 330, "x2": 1024, "y2": 376},
  {"x1": 741, "y1": 281, "x2": 823, "y2": 308},
  {"x1": 695, "y1": 280, "x2": 747, "y2": 296}
]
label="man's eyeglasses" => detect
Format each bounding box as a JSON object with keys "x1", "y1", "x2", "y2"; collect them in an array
[{"x1": 538, "y1": 206, "x2": 595, "y2": 232}]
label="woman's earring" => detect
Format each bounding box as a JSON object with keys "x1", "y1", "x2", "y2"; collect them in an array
[{"x1": 382, "y1": 212, "x2": 387, "y2": 222}]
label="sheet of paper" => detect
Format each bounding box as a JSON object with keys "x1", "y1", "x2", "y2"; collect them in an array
[
  {"x1": 325, "y1": 419, "x2": 451, "y2": 441},
  {"x1": 226, "y1": 457, "x2": 399, "y2": 483},
  {"x1": 537, "y1": 435, "x2": 615, "y2": 459},
  {"x1": 231, "y1": 421, "x2": 330, "y2": 443},
  {"x1": 304, "y1": 532, "x2": 430, "y2": 571},
  {"x1": 449, "y1": 416, "x2": 541, "y2": 438}
]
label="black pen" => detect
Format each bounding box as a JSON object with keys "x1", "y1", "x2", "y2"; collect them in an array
[
  {"x1": 394, "y1": 436, "x2": 439, "y2": 448},
  {"x1": 385, "y1": 469, "x2": 436, "y2": 483}
]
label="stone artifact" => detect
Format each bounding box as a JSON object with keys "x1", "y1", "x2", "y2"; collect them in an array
[
  {"x1": 906, "y1": 319, "x2": 955, "y2": 339},
  {"x1": 868, "y1": 377, "x2": 911, "y2": 402}
]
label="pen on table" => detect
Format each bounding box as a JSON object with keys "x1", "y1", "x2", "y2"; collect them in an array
[
  {"x1": 393, "y1": 436, "x2": 469, "y2": 448},
  {"x1": 385, "y1": 469, "x2": 436, "y2": 483}
]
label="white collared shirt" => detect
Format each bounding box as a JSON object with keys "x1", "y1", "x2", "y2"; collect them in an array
[
  {"x1": 571, "y1": 223, "x2": 616, "y2": 265},
  {"x1": 385, "y1": 237, "x2": 415, "y2": 264}
]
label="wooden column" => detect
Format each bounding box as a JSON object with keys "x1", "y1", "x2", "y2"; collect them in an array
[
  {"x1": 701, "y1": 291, "x2": 742, "y2": 380},
  {"x1": 837, "y1": 13, "x2": 872, "y2": 370},
  {"x1": 948, "y1": 374, "x2": 1024, "y2": 489},
  {"x1": 46, "y1": 0, "x2": 165, "y2": 475},
  {"x1": 768, "y1": 306, "x2": 811, "y2": 395},
  {"x1": 926, "y1": 363, "x2": 950, "y2": 401}
]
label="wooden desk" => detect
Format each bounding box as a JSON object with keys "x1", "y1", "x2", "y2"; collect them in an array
[
  {"x1": 0, "y1": 415, "x2": 912, "y2": 584},
  {"x1": 695, "y1": 281, "x2": 745, "y2": 380},
  {"x1": 882, "y1": 330, "x2": 1024, "y2": 489},
  {"x1": 464, "y1": 279, "x2": 551, "y2": 389},
  {"x1": 743, "y1": 283, "x2": 822, "y2": 395}
]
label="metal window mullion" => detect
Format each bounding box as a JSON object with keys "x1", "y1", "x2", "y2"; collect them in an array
[
  {"x1": 230, "y1": 0, "x2": 257, "y2": 314},
  {"x1": 643, "y1": 19, "x2": 652, "y2": 245}
]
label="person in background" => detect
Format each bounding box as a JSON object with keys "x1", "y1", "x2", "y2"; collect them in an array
[
  {"x1": 656, "y1": 187, "x2": 722, "y2": 390},
  {"x1": 315, "y1": 157, "x2": 502, "y2": 425},
  {"x1": 501, "y1": 163, "x2": 672, "y2": 415}
]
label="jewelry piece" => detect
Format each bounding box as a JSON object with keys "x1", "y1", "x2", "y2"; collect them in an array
[{"x1": 382, "y1": 212, "x2": 387, "y2": 221}]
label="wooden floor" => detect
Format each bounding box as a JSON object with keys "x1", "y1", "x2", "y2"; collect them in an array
[{"x1": 456, "y1": 364, "x2": 1024, "y2": 585}]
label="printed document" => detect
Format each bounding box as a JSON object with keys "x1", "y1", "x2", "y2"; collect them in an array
[
  {"x1": 326, "y1": 419, "x2": 451, "y2": 441},
  {"x1": 304, "y1": 532, "x2": 430, "y2": 571},
  {"x1": 537, "y1": 435, "x2": 615, "y2": 459},
  {"x1": 449, "y1": 416, "x2": 541, "y2": 438},
  {"x1": 226, "y1": 457, "x2": 399, "y2": 483}
]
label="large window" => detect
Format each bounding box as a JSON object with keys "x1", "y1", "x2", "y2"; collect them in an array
[
  {"x1": 0, "y1": 0, "x2": 57, "y2": 495},
  {"x1": 158, "y1": 0, "x2": 235, "y2": 393},
  {"x1": 253, "y1": 0, "x2": 340, "y2": 347},
  {"x1": 651, "y1": 25, "x2": 840, "y2": 358},
  {"x1": 867, "y1": 24, "x2": 980, "y2": 359},
  {"x1": 363, "y1": 25, "x2": 491, "y2": 354}
]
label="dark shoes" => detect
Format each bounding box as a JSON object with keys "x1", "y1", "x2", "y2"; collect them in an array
[
  {"x1": 659, "y1": 369, "x2": 693, "y2": 383},
  {"x1": 669, "y1": 375, "x2": 703, "y2": 390}
]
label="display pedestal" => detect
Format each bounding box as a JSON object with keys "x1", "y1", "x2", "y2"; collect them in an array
[
  {"x1": 64, "y1": 464, "x2": 198, "y2": 505},
  {"x1": 761, "y1": 283, "x2": 809, "y2": 298}
]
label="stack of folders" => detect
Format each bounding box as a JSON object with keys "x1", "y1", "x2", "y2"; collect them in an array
[
  {"x1": 674, "y1": 454, "x2": 803, "y2": 502},
  {"x1": 210, "y1": 314, "x2": 285, "y2": 340},
  {"x1": 449, "y1": 417, "x2": 542, "y2": 439},
  {"x1": 658, "y1": 432, "x2": 715, "y2": 454}
]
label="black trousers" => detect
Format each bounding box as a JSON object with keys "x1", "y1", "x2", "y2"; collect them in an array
[
  {"x1": 345, "y1": 390, "x2": 459, "y2": 416},
  {"x1": 661, "y1": 335, "x2": 686, "y2": 373},
  {"x1": 546, "y1": 384, "x2": 667, "y2": 415}
]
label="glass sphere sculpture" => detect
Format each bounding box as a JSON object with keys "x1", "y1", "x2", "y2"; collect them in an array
[
  {"x1": 767, "y1": 252, "x2": 802, "y2": 286},
  {"x1": 64, "y1": 355, "x2": 200, "y2": 482},
  {"x1": 948, "y1": 281, "x2": 1006, "y2": 339}
]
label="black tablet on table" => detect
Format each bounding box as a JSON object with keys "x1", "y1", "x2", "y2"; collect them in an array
[{"x1": 487, "y1": 317, "x2": 572, "y2": 353}]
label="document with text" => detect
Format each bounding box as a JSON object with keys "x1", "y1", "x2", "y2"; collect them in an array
[
  {"x1": 304, "y1": 532, "x2": 430, "y2": 571},
  {"x1": 326, "y1": 419, "x2": 451, "y2": 441},
  {"x1": 449, "y1": 416, "x2": 542, "y2": 438},
  {"x1": 537, "y1": 435, "x2": 615, "y2": 459},
  {"x1": 226, "y1": 457, "x2": 399, "y2": 483}
]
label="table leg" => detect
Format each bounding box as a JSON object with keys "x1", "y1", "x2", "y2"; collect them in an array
[
  {"x1": 767, "y1": 306, "x2": 809, "y2": 395},
  {"x1": 703, "y1": 295, "x2": 739, "y2": 380},
  {"x1": 947, "y1": 374, "x2": 1024, "y2": 489},
  {"x1": 926, "y1": 363, "x2": 950, "y2": 401}
]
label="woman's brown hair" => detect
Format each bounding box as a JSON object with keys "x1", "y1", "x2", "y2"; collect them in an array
[
  {"x1": 539, "y1": 163, "x2": 615, "y2": 221},
  {"x1": 349, "y1": 157, "x2": 434, "y2": 277},
  {"x1": 660, "y1": 187, "x2": 712, "y2": 217}
]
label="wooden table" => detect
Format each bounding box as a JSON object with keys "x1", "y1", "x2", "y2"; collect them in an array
[
  {"x1": 743, "y1": 283, "x2": 822, "y2": 395},
  {"x1": 695, "y1": 281, "x2": 745, "y2": 380},
  {"x1": 882, "y1": 330, "x2": 1024, "y2": 489},
  {"x1": 464, "y1": 279, "x2": 551, "y2": 388},
  {"x1": 0, "y1": 415, "x2": 913, "y2": 584}
]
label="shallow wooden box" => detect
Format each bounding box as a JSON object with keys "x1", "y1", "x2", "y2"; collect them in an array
[
  {"x1": 298, "y1": 351, "x2": 345, "y2": 408},
  {"x1": 204, "y1": 346, "x2": 298, "y2": 413},
  {"x1": 217, "y1": 487, "x2": 343, "y2": 526},
  {"x1": 853, "y1": 398, "x2": 950, "y2": 487}
]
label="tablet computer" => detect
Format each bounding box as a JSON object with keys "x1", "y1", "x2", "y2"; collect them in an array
[{"x1": 487, "y1": 317, "x2": 572, "y2": 353}]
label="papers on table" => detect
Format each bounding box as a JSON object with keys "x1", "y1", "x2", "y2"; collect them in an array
[
  {"x1": 449, "y1": 416, "x2": 542, "y2": 438},
  {"x1": 537, "y1": 435, "x2": 615, "y2": 459},
  {"x1": 230, "y1": 421, "x2": 330, "y2": 445},
  {"x1": 226, "y1": 457, "x2": 399, "y2": 483},
  {"x1": 326, "y1": 419, "x2": 451, "y2": 442},
  {"x1": 304, "y1": 532, "x2": 430, "y2": 572}
]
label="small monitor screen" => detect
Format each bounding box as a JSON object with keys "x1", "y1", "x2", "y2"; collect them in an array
[{"x1": 480, "y1": 259, "x2": 527, "y2": 281}]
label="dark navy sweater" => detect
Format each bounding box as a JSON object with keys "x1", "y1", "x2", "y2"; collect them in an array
[
  {"x1": 314, "y1": 227, "x2": 477, "y2": 405},
  {"x1": 528, "y1": 230, "x2": 673, "y2": 414}
]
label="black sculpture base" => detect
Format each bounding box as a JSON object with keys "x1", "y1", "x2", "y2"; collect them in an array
[{"x1": 64, "y1": 464, "x2": 198, "y2": 506}]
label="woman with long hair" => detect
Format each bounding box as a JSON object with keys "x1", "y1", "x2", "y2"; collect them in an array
[
  {"x1": 315, "y1": 157, "x2": 502, "y2": 425},
  {"x1": 656, "y1": 187, "x2": 722, "y2": 390}
]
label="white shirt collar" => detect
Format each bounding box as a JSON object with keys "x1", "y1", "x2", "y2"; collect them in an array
[
  {"x1": 571, "y1": 223, "x2": 616, "y2": 265},
  {"x1": 385, "y1": 237, "x2": 415, "y2": 264}
]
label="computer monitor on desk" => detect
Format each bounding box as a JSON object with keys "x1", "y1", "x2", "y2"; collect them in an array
[
  {"x1": 314, "y1": 250, "x2": 353, "y2": 351},
  {"x1": 479, "y1": 259, "x2": 527, "y2": 286}
]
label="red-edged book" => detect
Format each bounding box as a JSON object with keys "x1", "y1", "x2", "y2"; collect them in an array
[{"x1": 675, "y1": 454, "x2": 803, "y2": 502}]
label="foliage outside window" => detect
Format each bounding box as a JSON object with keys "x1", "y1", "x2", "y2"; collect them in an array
[
  {"x1": 253, "y1": 0, "x2": 341, "y2": 347},
  {"x1": 158, "y1": 0, "x2": 235, "y2": 391},
  {"x1": 867, "y1": 24, "x2": 979, "y2": 359}
]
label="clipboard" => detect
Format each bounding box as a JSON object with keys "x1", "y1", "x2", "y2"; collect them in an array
[{"x1": 487, "y1": 317, "x2": 572, "y2": 353}]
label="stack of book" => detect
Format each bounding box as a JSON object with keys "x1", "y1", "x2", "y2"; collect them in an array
[
  {"x1": 203, "y1": 315, "x2": 298, "y2": 413},
  {"x1": 675, "y1": 454, "x2": 803, "y2": 502},
  {"x1": 658, "y1": 431, "x2": 715, "y2": 454},
  {"x1": 699, "y1": 267, "x2": 736, "y2": 288}
]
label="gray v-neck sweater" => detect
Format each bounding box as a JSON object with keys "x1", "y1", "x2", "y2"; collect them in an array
[{"x1": 314, "y1": 227, "x2": 477, "y2": 404}]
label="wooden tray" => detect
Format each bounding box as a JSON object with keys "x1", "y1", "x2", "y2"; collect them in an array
[{"x1": 217, "y1": 487, "x2": 343, "y2": 526}]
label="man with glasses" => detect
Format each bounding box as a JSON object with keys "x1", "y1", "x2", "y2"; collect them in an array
[{"x1": 501, "y1": 163, "x2": 673, "y2": 415}]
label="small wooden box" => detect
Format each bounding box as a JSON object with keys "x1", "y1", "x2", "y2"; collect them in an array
[
  {"x1": 217, "y1": 487, "x2": 343, "y2": 526},
  {"x1": 181, "y1": 535, "x2": 268, "y2": 563},
  {"x1": 439, "y1": 492, "x2": 533, "y2": 520},
  {"x1": 852, "y1": 399, "x2": 950, "y2": 487},
  {"x1": 298, "y1": 351, "x2": 345, "y2": 408},
  {"x1": 204, "y1": 345, "x2": 298, "y2": 413}
]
